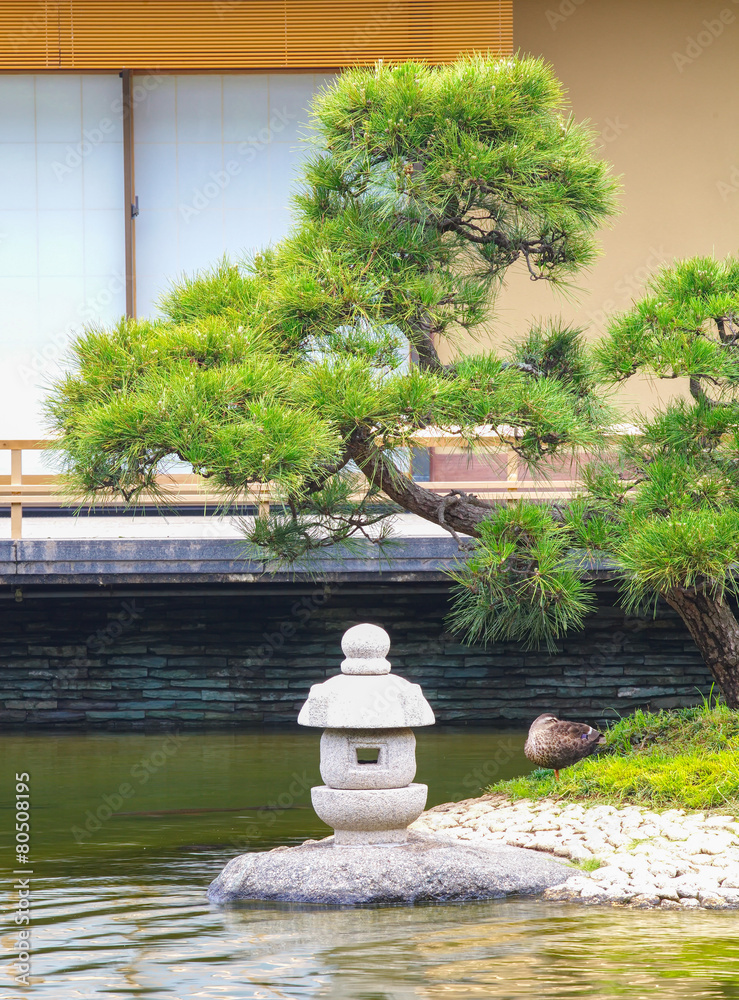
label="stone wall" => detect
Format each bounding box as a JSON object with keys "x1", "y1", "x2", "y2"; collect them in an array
[{"x1": 0, "y1": 584, "x2": 712, "y2": 729}]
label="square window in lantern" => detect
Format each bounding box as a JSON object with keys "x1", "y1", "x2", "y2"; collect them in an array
[{"x1": 356, "y1": 747, "x2": 380, "y2": 765}]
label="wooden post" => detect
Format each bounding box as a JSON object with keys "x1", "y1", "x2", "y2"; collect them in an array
[
  {"x1": 121, "y1": 69, "x2": 136, "y2": 318},
  {"x1": 257, "y1": 486, "x2": 270, "y2": 521},
  {"x1": 506, "y1": 447, "x2": 518, "y2": 505},
  {"x1": 10, "y1": 448, "x2": 22, "y2": 540}
]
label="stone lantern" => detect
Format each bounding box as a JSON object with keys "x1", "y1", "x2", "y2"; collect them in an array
[
  {"x1": 208, "y1": 621, "x2": 573, "y2": 904},
  {"x1": 297, "y1": 623, "x2": 435, "y2": 845}
]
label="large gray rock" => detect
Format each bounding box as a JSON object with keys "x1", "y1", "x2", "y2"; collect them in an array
[{"x1": 207, "y1": 833, "x2": 575, "y2": 905}]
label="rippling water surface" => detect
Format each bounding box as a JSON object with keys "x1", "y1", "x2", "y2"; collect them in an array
[{"x1": 2, "y1": 729, "x2": 738, "y2": 999}]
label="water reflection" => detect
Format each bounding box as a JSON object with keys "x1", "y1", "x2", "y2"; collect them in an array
[
  {"x1": 217, "y1": 904, "x2": 739, "y2": 999},
  {"x1": 1, "y1": 729, "x2": 738, "y2": 999}
]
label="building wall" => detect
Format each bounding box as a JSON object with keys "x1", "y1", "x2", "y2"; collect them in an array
[
  {"x1": 457, "y1": 0, "x2": 739, "y2": 416},
  {"x1": 0, "y1": 586, "x2": 711, "y2": 729}
]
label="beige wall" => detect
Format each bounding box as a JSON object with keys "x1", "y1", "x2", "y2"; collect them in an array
[{"x1": 445, "y1": 0, "x2": 739, "y2": 415}]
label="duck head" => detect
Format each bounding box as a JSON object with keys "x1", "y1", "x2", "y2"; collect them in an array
[{"x1": 528, "y1": 713, "x2": 559, "y2": 731}]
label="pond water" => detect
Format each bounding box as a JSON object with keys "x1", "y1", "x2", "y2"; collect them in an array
[{"x1": 1, "y1": 728, "x2": 738, "y2": 999}]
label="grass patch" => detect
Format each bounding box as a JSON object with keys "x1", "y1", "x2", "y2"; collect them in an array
[
  {"x1": 488, "y1": 699, "x2": 739, "y2": 811},
  {"x1": 569, "y1": 858, "x2": 603, "y2": 872}
]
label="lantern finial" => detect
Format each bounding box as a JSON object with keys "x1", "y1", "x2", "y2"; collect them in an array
[{"x1": 341, "y1": 623, "x2": 391, "y2": 675}]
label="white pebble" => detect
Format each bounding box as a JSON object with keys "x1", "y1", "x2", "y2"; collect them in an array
[{"x1": 418, "y1": 796, "x2": 739, "y2": 910}]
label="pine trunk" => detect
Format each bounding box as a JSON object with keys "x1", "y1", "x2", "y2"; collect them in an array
[
  {"x1": 348, "y1": 430, "x2": 492, "y2": 538},
  {"x1": 665, "y1": 587, "x2": 739, "y2": 708}
]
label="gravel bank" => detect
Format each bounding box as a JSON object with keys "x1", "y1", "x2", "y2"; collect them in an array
[{"x1": 411, "y1": 795, "x2": 739, "y2": 909}]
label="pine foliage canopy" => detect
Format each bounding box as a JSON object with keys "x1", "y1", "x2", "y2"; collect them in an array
[{"x1": 47, "y1": 55, "x2": 617, "y2": 564}]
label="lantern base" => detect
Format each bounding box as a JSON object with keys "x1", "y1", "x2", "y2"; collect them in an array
[{"x1": 311, "y1": 783, "x2": 427, "y2": 844}]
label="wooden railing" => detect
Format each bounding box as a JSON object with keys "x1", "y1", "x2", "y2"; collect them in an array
[{"x1": 0, "y1": 433, "x2": 604, "y2": 539}]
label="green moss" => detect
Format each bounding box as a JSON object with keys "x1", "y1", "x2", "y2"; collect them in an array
[
  {"x1": 487, "y1": 701, "x2": 739, "y2": 812},
  {"x1": 569, "y1": 858, "x2": 603, "y2": 872}
]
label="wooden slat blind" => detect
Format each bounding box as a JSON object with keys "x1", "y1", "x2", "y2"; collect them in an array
[
  {"x1": 1, "y1": 0, "x2": 512, "y2": 70},
  {"x1": 0, "y1": 2, "x2": 72, "y2": 70}
]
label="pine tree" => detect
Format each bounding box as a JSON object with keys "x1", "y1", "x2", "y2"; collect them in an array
[
  {"x1": 47, "y1": 55, "x2": 616, "y2": 554},
  {"x1": 48, "y1": 56, "x2": 638, "y2": 678},
  {"x1": 451, "y1": 255, "x2": 739, "y2": 707}
]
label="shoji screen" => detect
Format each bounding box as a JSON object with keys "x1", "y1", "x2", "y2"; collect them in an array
[
  {"x1": 0, "y1": 73, "x2": 125, "y2": 439},
  {"x1": 132, "y1": 72, "x2": 329, "y2": 316}
]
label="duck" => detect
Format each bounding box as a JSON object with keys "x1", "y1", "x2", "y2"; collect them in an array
[{"x1": 524, "y1": 713, "x2": 605, "y2": 779}]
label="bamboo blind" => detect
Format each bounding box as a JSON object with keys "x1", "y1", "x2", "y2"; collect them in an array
[{"x1": 0, "y1": 0, "x2": 512, "y2": 70}]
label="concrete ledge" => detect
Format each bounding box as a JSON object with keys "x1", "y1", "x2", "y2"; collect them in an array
[
  {"x1": 0, "y1": 539, "x2": 621, "y2": 587},
  {"x1": 0, "y1": 537, "x2": 470, "y2": 586}
]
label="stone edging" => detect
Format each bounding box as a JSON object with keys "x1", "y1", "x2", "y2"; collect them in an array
[{"x1": 410, "y1": 794, "x2": 739, "y2": 909}]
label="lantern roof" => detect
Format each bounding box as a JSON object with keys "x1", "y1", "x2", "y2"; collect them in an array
[{"x1": 297, "y1": 624, "x2": 435, "y2": 730}]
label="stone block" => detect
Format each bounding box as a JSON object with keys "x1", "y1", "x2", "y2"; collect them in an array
[
  {"x1": 172, "y1": 678, "x2": 229, "y2": 688},
  {"x1": 145, "y1": 709, "x2": 208, "y2": 719},
  {"x1": 225, "y1": 657, "x2": 271, "y2": 669},
  {"x1": 143, "y1": 689, "x2": 202, "y2": 700},
  {"x1": 5, "y1": 699, "x2": 57, "y2": 709},
  {"x1": 295, "y1": 656, "x2": 340, "y2": 667},
  {"x1": 0, "y1": 670, "x2": 49, "y2": 680},
  {"x1": 86, "y1": 711, "x2": 146, "y2": 720},
  {"x1": 57, "y1": 700, "x2": 117, "y2": 711},
  {"x1": 445, "y1": 679, "x2": 494, "y2": 692},
  {"x1": 643, "y1": 655, "x2": 703, "y2": 666},
  {"x1": 149, "y1": 645, "x2": 205, "y2": 655},
  {"x1": 0, "y1": 710, "x2": 27, "y2": 721},
  {"x1": 390, "y1": 643, "x2": 444, "y2": 656},
  {"x1": 167, "y1": 656, "x2": 227, "y2": 667},
  {"x1": 111, "y1": 678, "x2": 166, "y2": 689},
  {"x1": 563, "y1": 665, "x2": 625, "y2": 676},
  {"x1": 28, "y1": 645, "x2": 86, "y2": 656},
  {"x1": 104, "y1": 677, "x2": 159, "y2": 697},
  {"x1": 0, "y1": 680, "x2": 49, "y2": 691},
  {"x1": 93, "y1": 667, "x2": 148, "y2": 678},
  {"x1": 469, "y1": 656, "x2": 523, "y2": 668},
  {"x1": 201, "y1": 690, "x2": 239, "y2": 702},
  {"x1": 25, "y1": 710, "x2": 85, "y2": 723},
  {"x1": 618, "y1": 686, "x2": 677, "y2": 698},
  {"x1": 147, "y1": 669, "x2": 199, "y2": 679},
  {"x1": 403, "y1": 667, "x2": 446, "y2": 679},
  {"x1": 432, "y1": 690, "x2": 497, "y2": 701},
  {"x1": 442, "y1": 667, "x2": 488, "y2": 678},
  {"x1": 0, "y1": 659, "x2": 49, "y2": 670},
  {"x1": 403, "y1": 657, "x2": 457, "y2": 668},
  {"x1": 109, "y1": 656, "x2": 166, "y2": 668},
  {"x1": 650, "y1": 696, "x2": 705, "y2": 709}
]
